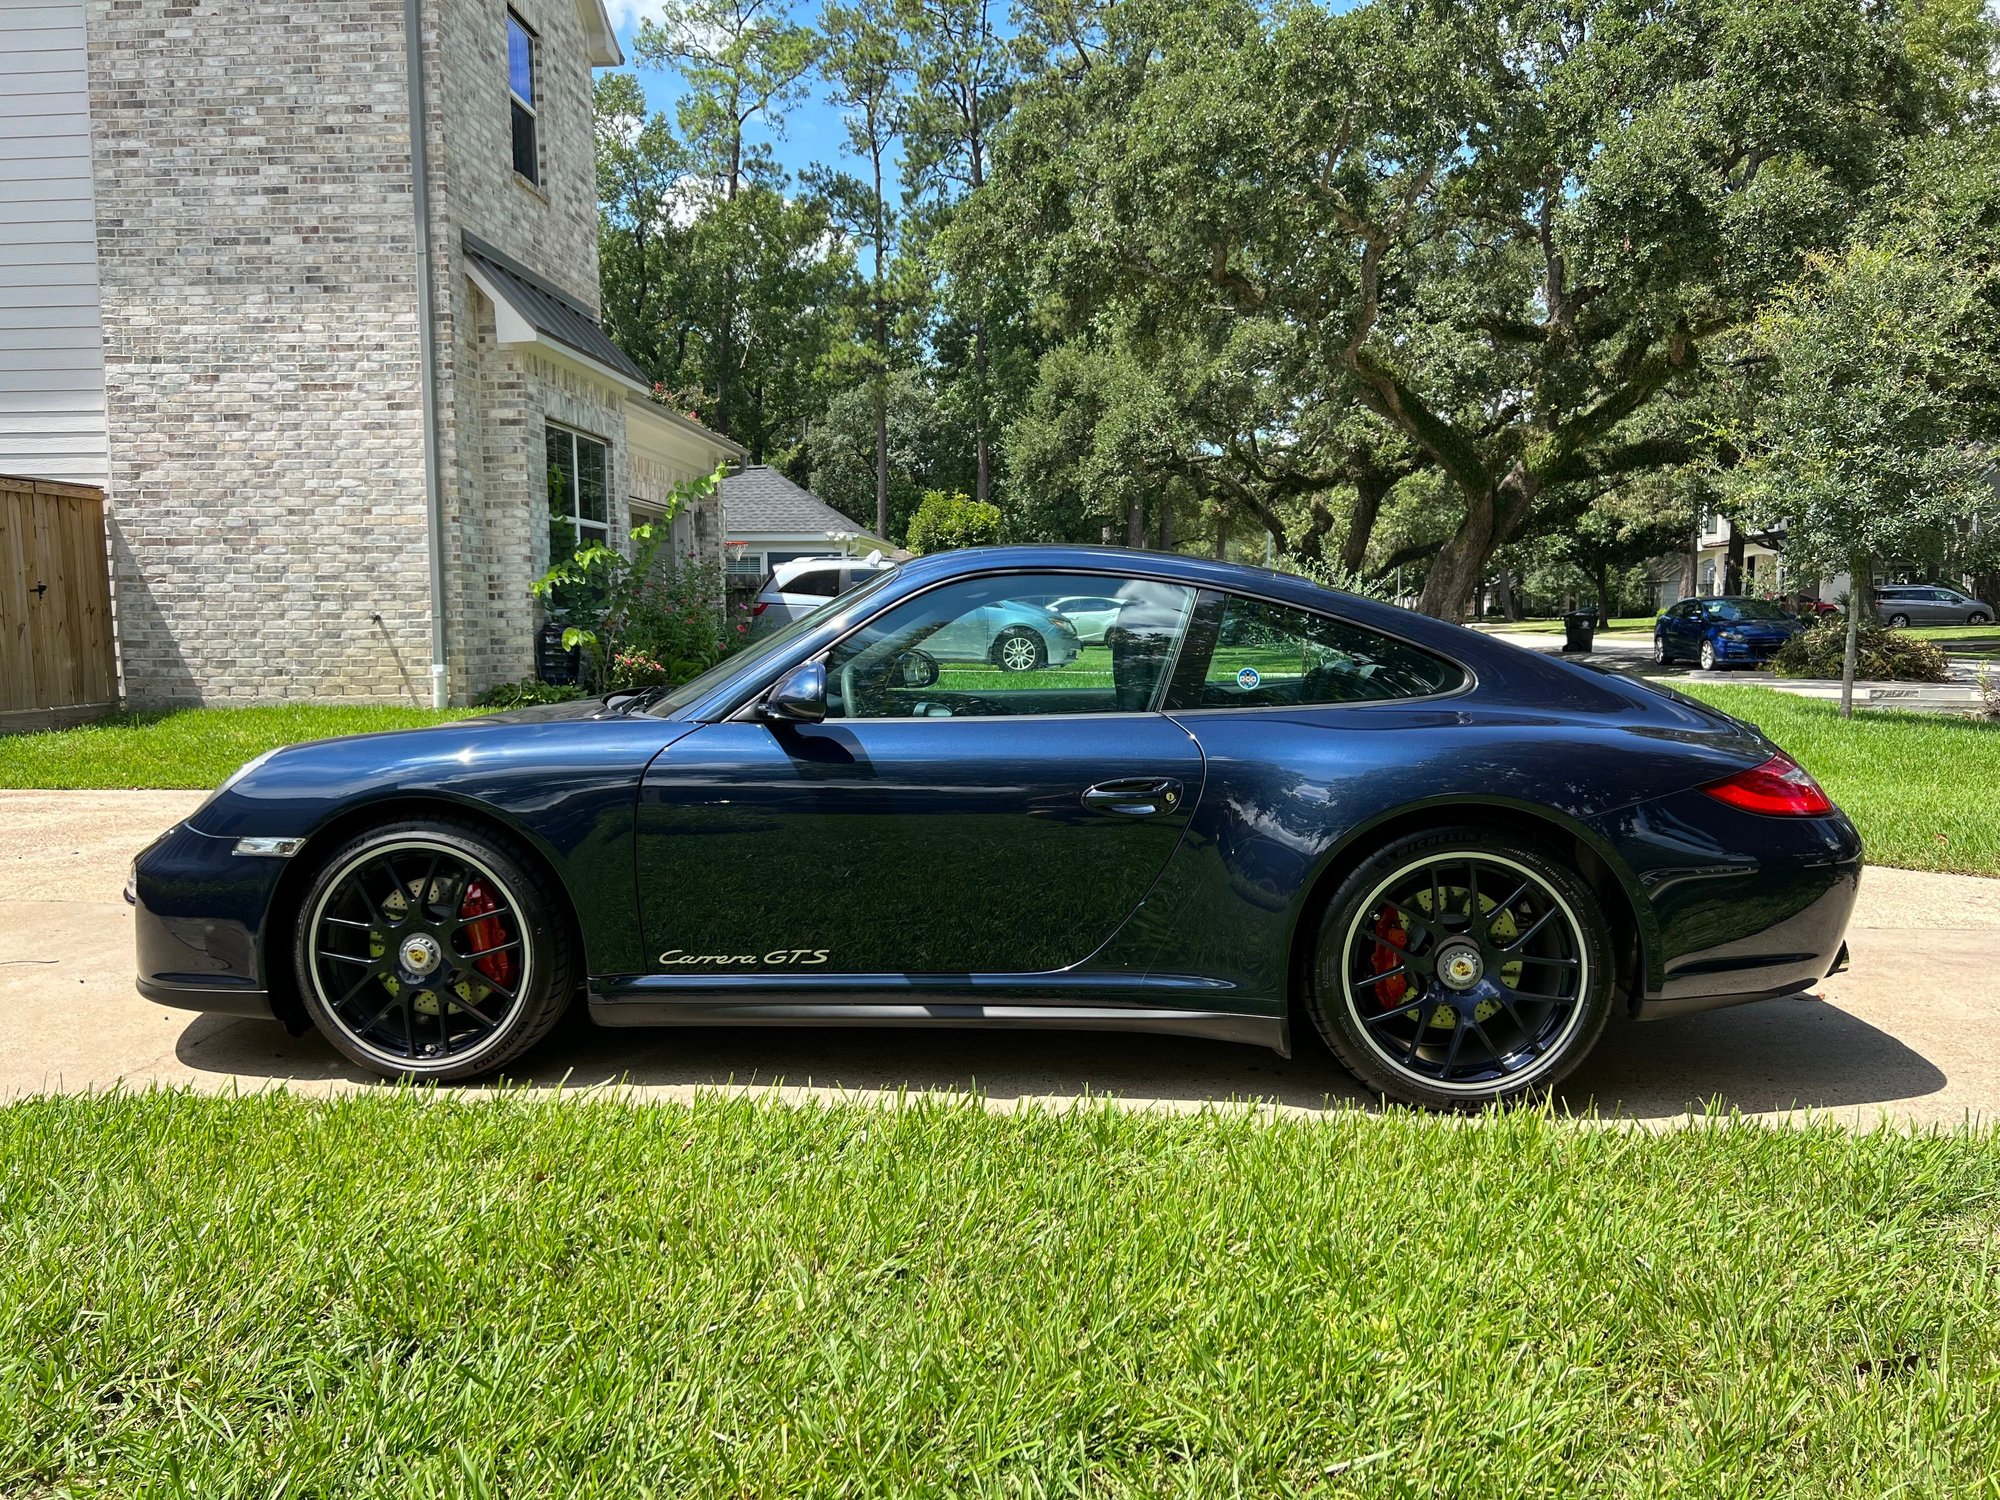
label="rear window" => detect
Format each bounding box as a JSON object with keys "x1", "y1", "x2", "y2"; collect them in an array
[
  {"x1": 785, "y1": 567, "x2": 840, "y2": 599},
  {"x1": 1173, "y1": 596, "x2": 1465, "y2": 709}
]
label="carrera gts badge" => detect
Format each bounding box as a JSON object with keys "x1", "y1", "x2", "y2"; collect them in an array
[{"x1": 658, "y1": 948, "x2": 832, "y2": 967}]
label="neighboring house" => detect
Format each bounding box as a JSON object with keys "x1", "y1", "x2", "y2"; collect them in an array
[
  {"x1": 0, "y1": 0, "x2": 739, "y2": 707},
  {"x1": 1692, "y1": 513, "x2": 1786, "y2": 598},
  {"x1": 721, "y1": 465, "x2": 902, "y2": 585}
]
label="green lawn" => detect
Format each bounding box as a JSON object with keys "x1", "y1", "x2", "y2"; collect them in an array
[
  {"x1": 0, "y1": 705, "x2": 475, "y2": 790},
  {"x1": 3, "y1": 1092, "x2": 1998, "y2": 1496},
  {"x1": 1675, "y1": 682, "x2": 2000, "y2": 875}
]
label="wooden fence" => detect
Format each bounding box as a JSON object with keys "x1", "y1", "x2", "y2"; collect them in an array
[{"x1": 0, "y1": 475, "x2": 119, "y2": 733}]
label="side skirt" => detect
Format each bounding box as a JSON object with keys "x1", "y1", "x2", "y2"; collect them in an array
[{"x1": 586, "y1": 972, "x2": 1287, "y2": 1055}]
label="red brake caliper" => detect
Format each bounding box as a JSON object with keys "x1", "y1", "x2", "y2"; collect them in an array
[
  {"x1": 1370, "y1": 907, "x2": 1409, "y2": 1006},
  {"x1": 458, "y1": 880, "x2": 517, "y2": 988}
]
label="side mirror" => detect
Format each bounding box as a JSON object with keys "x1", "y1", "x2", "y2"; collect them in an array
[
  {"x1": 762, "y1": 662, "x2": 827, "y2": 723},
  {"x1": 894, "y1": 649, "x2": 939, "y2": 689}
]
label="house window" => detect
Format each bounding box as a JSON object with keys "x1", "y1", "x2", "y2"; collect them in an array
[
  {"x1": 546, "y1": 425, "x2": 608, "y2": 558},
  {"x1": 507, "y1": 11, "x2": 538, "y2": 186},
  {"x1": 726, "y1": 550, "x2": 763, "y2": 579}
]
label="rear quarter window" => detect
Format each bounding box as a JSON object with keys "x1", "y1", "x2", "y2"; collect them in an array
[{"x1": 1174, "y1": 596, "x2": 1465, "y2": 709}]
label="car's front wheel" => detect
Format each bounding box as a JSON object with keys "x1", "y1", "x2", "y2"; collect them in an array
[
  {"x1": 293, "y1": 820, "x2": 577, "y2": 1081},
  {"x1": 1698, "y1": 639, "x2": 1719, "y2": 670},
  {"x1": 1305, "y1": 827, "x2": 1615, "y2": 1111},
  {"x1": 1969, "y1": 611, "x2": 1991, "y2": 626},
  {"x1": 992, "y1": 627, "x2": 1046, "y2": 672}
]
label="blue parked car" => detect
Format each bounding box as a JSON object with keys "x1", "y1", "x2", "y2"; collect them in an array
[
  {"x1": 1653, "y1": 596, "x2": 1804, "y2": 670},
  {"x1": 130, "y1": 547, "x2": 1858, "y2": 1111}
]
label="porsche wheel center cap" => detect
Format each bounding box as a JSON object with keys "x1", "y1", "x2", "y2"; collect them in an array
[
  {"x1": 1436, "y1": 941, "x2": 1484, "y2": 992},
  {"x1": 399, "y1": 933, "x2": 444, "y2": 978}
]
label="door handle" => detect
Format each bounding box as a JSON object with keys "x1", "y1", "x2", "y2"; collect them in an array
[{"x1": 1081, "y1": 777, "x2": 1184, "y2": 817}]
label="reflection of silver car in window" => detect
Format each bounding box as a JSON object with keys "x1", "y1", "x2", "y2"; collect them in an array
[
  {"x1": 1041, "y1": 595, "x2": 1125, "y2": 645},
  {"x1": 926, "y1": 599, "x2": 1083, "y2": 672}
]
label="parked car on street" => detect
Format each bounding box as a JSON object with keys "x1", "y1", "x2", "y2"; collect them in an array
[
  {"x1": 1873, "y1": 584, "x2": 1995, "y2": 628},
  {"x1": 750, "y1": 553, "x2": 898, "y2": 631},
  {"x1": 1040, "y1": 594, "x2": 1126, "y2": 645},
  {"x1": 132, "y1": 546, "x2": 1859, "y2": 1111},
  {"x1": 1653, "y1": 596, "x2": 1804, "y2": 670}
]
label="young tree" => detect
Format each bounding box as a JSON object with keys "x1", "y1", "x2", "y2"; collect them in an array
[
  {"x1": 812, "y1": 0, "x2": 906, "y2": 539},
  {"x1": 1734, "y1": 244, "x2": 1995, "y2": 714},
  {"x1": 634, "y1": 0, "x2": 822, "y2": 439}
]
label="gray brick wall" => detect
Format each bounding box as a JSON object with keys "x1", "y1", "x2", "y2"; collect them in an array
[
  {"x1": 88, "y1": 0, "x2": 436, "y2": 705},
  {"x1": 86, "y1": 0, "x2": 623, "y2": 705}
]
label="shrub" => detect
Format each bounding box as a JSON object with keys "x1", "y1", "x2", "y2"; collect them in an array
[
  {"x1": 620, "y1": 553, "x2": 749, "y2": 685},
  {"x1": 474, "y1": 679, "x2": 586, "y2": 709},
  {"x1": 1773, "y1": 617, "x2": 1951, "y2": 682},
  {"x1": 905, "y1": 490, "x2": 1001, "y2": 554}
]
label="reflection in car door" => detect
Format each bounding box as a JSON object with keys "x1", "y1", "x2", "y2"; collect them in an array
[{"x1": 634, "y1": 715, "x2": 1204, "y2": 975}]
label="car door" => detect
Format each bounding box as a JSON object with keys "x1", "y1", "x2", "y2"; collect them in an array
[
  {"x1": 1665, "y1": 601, "x2": 1701, "y2": 654},
  {"x1": 634, "y1": 570, "x2": 1204, "y2": 976}
]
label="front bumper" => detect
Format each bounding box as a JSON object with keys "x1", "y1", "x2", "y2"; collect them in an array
[{"x1": 131, "y1": 820, "x2": 288, "y2": 1022}]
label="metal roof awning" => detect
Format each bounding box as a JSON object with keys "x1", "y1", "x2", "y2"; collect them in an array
[{"x1": 461, "y1": 232, "x2": 651, "y2": 393}]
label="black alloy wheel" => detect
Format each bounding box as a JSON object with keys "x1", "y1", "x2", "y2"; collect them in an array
[
  {"x1": 1306, "y1": 827, "x2": 1614, "y2": 1110},
  {"x1": 294, "y1": 821, "x2": 576, "y2": 1081}
]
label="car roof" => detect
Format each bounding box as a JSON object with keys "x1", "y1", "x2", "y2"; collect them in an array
[{"x1": 771, "y1": 554, "x2": 894, "y2": 577}]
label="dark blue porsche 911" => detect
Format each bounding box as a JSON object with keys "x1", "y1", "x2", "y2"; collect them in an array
[{"x1": 131, "y1": 546, "x2": 1860, "y2": 1109}]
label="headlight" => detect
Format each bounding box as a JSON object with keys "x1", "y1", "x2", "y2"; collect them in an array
[
  {"x1": 1720, "y1": 629, "x2": 1745, "y2": 642},
  {"x1": 189, "y1": 747, "x2": 281, "y2": 824}
]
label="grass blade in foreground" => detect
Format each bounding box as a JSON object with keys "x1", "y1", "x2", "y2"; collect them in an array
[{"x1": 2, "y1": 1092, "x2": 1998, "y2": 1496}]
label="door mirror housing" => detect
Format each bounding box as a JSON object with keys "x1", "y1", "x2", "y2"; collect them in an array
[
  {"x1": 763, "y1": 662, "x2": 827, "y2": 723},
  {"x1": 894, "y1": 649, "x2": 939, "y2": 689}
]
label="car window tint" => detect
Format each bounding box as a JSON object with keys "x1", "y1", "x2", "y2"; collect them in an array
[
  {"x1": 1177, "y1": 597, "x2": 1464, "y2": 709},
  {"x1": 787, "y1": 568, "x2": 840, "y2": 598},
  {"x1": 822, "y1": 572, "x2": 1196, "y2": 719}
]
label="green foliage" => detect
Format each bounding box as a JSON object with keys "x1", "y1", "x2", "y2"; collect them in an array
[
  {"x1": 473, "y1": 679, "x2": 587, "y2": 709},
  {"x1": 1772, "y1": 618, "x2": 1952, "y2": 683},
  {"x1": 620, "y1": 551, "x2": 753, "y2": 685},
  {"x1": 904, "y1": 488, "x2": 1000, "y2": 553},
  {"x1": 532, "y1": 466, "x2": 726, "y2": 689}
]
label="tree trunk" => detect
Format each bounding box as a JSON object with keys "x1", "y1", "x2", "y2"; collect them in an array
[
  {"x1": 873, "y1": 379, "x2": 888, "y2": 541},
  {"x1": 1339, "y1": 471, "x2": 1386, "y2": 578},
  {"x1": 1212, "y1": 513, "x2": 1226, "y2": 560},
  {"x1": 1593, "y1": 562, "x2": 1611, "y2": 629},
  {"x1": 973, "y1": 320, "x2": 991, "y2": 505},
  {"x1": 1841, "y1": 549, "x2": 1865, "y2": 719},
  {"x1": 1416, "y1": 500, "x2": 1496, "y2": 620},
  {"x1": 1126, "y1": 497, "x2": 1145, "y2": 548},
  {"x1": 1724, "y1": 522, "x2": 1745, "y2": 595},
  {"x1": 1682, "y1": 525, "x2": 1698, "y2": 600},
  {"x1": 1156, "y1": 491, "x2": 1171, "y2": 551}
]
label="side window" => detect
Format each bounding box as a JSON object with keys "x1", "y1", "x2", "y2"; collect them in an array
[
  {"x1": 787, "y1": 568, "x2": 841, "y2": 599},
  {"x1": 507, "y1": 12, "x2": 538, "y2": 186},
  {"x1": 1175, "y1": 596, "x2": 1464, "y2": 709},
  {"x1": 823, "y1": 572, "x2": 1195, "y2": 719}
]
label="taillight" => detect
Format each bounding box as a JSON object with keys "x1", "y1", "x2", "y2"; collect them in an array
[
  {"x1": 752, "y1": 601, "x2": 769, "y2": 616},
  {"x1": 1700, "y1": 753, "x2": 1833, "y2": 817}
]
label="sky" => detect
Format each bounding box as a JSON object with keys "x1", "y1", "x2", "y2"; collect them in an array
[{"x1": 606, "y1": 4, "x2": 897, "y2": 195}]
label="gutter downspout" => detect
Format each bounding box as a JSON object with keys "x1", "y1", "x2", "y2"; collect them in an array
[{"x1": 405, "y1": 0, "x2": 449, "y2": 708}]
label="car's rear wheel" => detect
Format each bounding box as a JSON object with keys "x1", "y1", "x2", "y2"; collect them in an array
[
  {"x1": 992, "y1": 627, "x2": 1046, "y2": 672},
  {"x1": 1887, "y1": 612, "x2": 1911, "y2": 628},
  {"x1": 1698, "y1": 639, "x2": 1718, "y2": 670},
  {"x1": 1652, "y1": 634, "x2": 1672, "y2": 665},
  {"x1": 294, "y1": 821, "x2": 577, "y2": 1082},
  {"x1": 1305, "y1": 827, "x2": 1615, "y2": 1111}
]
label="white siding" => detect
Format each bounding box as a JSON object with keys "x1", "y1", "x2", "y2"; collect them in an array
[{"x1": 0, "y1": 0, "x2": 106, "y2": 484}]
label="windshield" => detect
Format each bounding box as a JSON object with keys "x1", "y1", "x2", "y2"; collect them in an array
[
  {"x1": 645, "y1": 565, "x2": 901, "y2": 716},
  {"x1": 1708, "y1": 598, "x2": 1790, "y2": 622}
]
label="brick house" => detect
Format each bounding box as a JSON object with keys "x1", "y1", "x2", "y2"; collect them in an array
[{"x1": 0, "y1": 0, "x2": 740, "y2": 707}]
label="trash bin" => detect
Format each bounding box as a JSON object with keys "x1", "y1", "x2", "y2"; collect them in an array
[{"x1": 1560, "y1": 611, "x2": 1598, "y2": 653}]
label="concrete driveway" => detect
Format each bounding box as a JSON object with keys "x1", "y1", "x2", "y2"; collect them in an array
[{"x1": 4, "y1": 789, "x2": 1997, "y2": 1125}]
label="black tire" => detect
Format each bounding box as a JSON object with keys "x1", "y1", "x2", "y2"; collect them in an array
[
  {"x1": 1698, "y1": 639, "x2": 1719, "y2": 671},
  {"x1": 1887, "y1": 613, "x2": 1910, "y2": 628},
  {"x1": 1303, "y1": 826, "x2": 1615, "y2": 1111},
  {"x1": 293, "y1": 819, "x2": 578, "y2": 1082},
  {"x1": 1652, "y1": 634, "x2": 1672, "y2": 665},
  {"x1": 1969, "y1": 611, "x2": 1991, "y2": 626},
  {"x1": 991, "y1": 627, "x2": 1046, "y2": 672}
]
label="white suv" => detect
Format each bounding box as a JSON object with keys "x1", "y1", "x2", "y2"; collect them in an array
[{"x1": 751, "y1": 553, "x2": 898, "y2": 631}]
